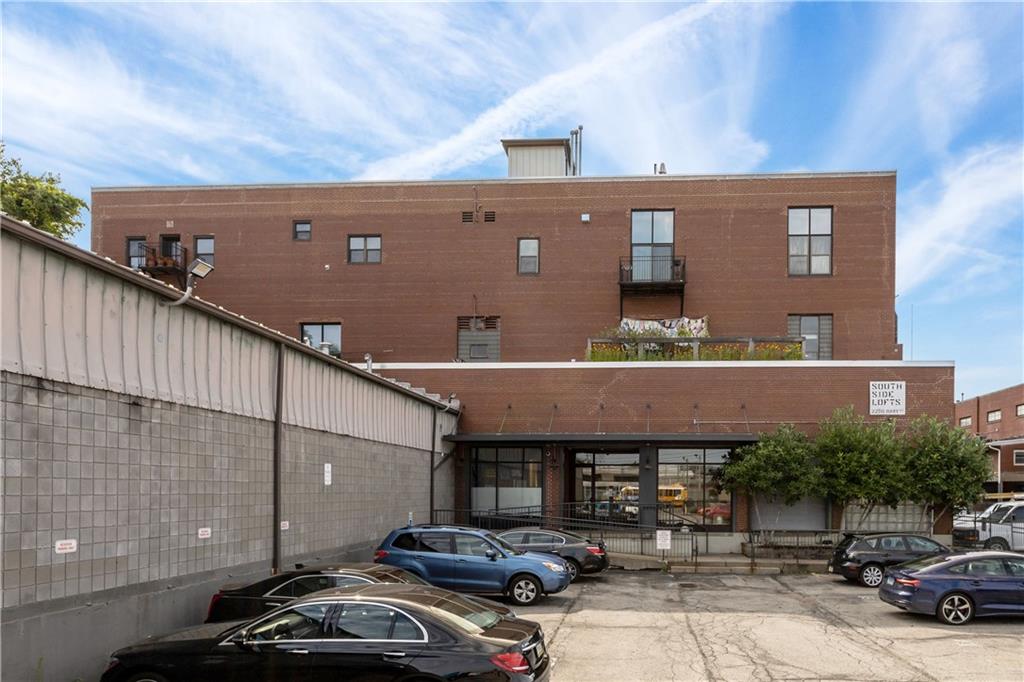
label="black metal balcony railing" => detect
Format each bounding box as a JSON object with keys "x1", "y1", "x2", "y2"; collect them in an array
[
  {"x1": 619, "y1": 255, "x2": 685, "y2": 285},
  {"x1": 138, "y1": 242, "x2": 188, "y2": 272}
]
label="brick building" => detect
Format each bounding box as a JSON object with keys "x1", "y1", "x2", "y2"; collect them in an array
[
  {"x1": 955, "y1": 383, "x2": 1024, "y2": 493},
  {"x1": 91, "y1": 137, "x2": 954, "y2": 540}
]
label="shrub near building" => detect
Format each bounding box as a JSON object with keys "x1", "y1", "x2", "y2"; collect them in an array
[{"x1": 722, "y1": 408, "x2": 991, "y2": 532}]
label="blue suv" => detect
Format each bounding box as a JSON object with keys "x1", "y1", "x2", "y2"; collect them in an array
[{"x1": 374, "y1": 525, "x2": 572, "y2": 605}]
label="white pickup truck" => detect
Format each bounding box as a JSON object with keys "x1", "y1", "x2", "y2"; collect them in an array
[{"x1": 952, "y1": 500, "x2": 1024, "y2": 551}]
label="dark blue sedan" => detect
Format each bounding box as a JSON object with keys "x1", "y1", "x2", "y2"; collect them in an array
[{"x1": 878, "y1": 551, "x2": 1024, "y2": 625}]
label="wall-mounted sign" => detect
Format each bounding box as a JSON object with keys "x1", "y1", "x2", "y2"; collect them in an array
[
  {"x1": 870, "y1": 381, "x2": 906, "y2": 415},
  {"x1": 55, "y1": 539, "x2": 78, "y2": 554},
  {"x1": 324, "y1": 463, "x2": 332, "y2": 486},
  {"x1": 656, "y1": 529, "x2": 672, "y2": 551},
  {"x1": 280, "y1": 521, "x2": 290, "y2": 531},
  {"x1": 198, "y1": 527, "x2": 212, "y2": 539}
]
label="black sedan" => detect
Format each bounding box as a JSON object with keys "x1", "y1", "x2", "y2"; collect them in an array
[
  {"x1": 206, "y1": 563, "x2": 513, "y2": 623},
  {"x1": 102, "y1": 583, "x2": 549, "y2": 682},
  {"x1": 878, "y1": 551, "x2": 1024, "y2": 625},
  {"x1": 827, "y1": 532, "x2": 949, "y2": 587},
  {"x1": 497, "y1": 527, "x2": 609, "y2": 581}
]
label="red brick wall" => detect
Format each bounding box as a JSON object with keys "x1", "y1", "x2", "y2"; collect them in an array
[
  {"x1": 92, "y1": 173, "x2": 900, "y2": 363},
  {"x1": 379, "y1": 364, "x2": 953, "y2": 435},
  {"x1": 954, "y1": 383, "x2": 1024, "y2": 439}
]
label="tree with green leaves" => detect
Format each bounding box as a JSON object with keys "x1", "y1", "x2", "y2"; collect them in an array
[
  {"x1": 815, "y1": 406, "x2": 907, "y2": 530},
  {"x1": 720, "y1": 424, "x2": 822, "y2": 530},
  {"x1": 903, "y1": 415, "x2": 990, "y2": 532},
  {"x1": 0, "y1": 144, "x2": 87, "y2": 240}
]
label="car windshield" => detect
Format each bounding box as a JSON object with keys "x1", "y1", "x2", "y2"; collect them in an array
[
  {"x1": 424, "y1": 592, "x2": 503, "y2": 633},
  {"x1": 485, "y1": 532, "x2": 523, "y2": 555},
  {"x1": 981, "y1": 504, "x2": 1009, "y2": 520}
]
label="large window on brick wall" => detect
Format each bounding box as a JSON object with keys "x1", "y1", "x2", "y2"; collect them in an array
[
  {"x1": 788, "y1": 314, "x2": 833, "y2": 360},
  {"x1": 471, "y1": 447, "x2": 542, "y2": 511},
  {"x1": 788, "y1": 207, "x2": 832, "y2": 275},
  {"x1": 658, "y1": 449, "x2": 732, "y2": 530}
]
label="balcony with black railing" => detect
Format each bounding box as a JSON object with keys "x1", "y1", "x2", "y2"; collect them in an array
[
  {"x1": 131, "y1": 241, "x2": 189, "y2": 287},
  {"x1": 618, "y1": 255, "x2": 686, "y2": 316},
  {"x1": 618, "y1": 255, "x2": 685, "y2": 289}
]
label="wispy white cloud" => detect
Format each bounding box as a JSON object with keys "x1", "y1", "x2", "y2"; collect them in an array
[
  {"x1": 827, "y1": 3, "x2": 989, "y2": 167},
  {"x1": 356, "y1": 3, "x2": 781, "y2": 179},
  {"x1": 896, "y1": 143, "x2": 1024, "y2": 295}
]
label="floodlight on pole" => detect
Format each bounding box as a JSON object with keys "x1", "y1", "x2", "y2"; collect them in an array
[{"x1": 162, "y1": 259, "x2": 215, "y2": 307}]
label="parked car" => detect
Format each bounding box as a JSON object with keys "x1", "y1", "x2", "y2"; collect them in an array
[
  {"x1": 878, "y1": 551, "x2": 1024, "y2": 625},
  {"x1": 827, "y1": 532, "x2": 949, "y2": 587},
  {"x1": 374, "y1": 525, "x2": 571, "y2": 606},
  {"x1": 496, "y1": 527, "x2": 609, "y2": 581},
  {"x1": 205, "y1": 562, "x2": 514, "y2": 623},
  {"x1": 953, "y1": 501, "x2": 1011, "y2": 527},
  {"x1": 952, "y1": 501, "x2": 1024, "y2": 551},
  {"x1": 101, "y1": 583, "x2": 550, "y2": 682}
]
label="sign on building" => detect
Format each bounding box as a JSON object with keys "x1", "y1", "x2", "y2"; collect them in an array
[
  {"x1": 54, "y1": 539, "x2": 78, "y2": 554},
  {"x1": 656, "y1": 529, "x2": 672, "y2": 551},
  {"x1": 197, "y1": 527, "x2": 212, "y2": 539},
  {"x1": 869, "y1": 381, "x2": 906, "y2": 415},
  {"x1": 324, "y1": 463, "x2": 333, "y2": 486}
]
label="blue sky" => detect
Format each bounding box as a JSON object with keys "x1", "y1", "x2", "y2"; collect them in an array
[{"x1": 3, "y1": 2, "x2": 1022, "y2": 398}]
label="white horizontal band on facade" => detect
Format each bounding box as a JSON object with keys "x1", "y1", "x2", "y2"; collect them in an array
[
  {"x1": 374, "y1": 360, "x2": 955, "y2": 370},
  {"x1": 92, "y1": 169, "x2": 897, "y2": 194}
]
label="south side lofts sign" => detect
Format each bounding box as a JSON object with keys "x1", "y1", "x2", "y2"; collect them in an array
[{"x1": 870, "y1": 381, "x2": 906, "y2": 415}]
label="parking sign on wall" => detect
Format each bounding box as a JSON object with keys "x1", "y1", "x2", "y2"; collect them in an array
[{"x1": 869, "y1": 381, "x2": 906, "y2": 415}]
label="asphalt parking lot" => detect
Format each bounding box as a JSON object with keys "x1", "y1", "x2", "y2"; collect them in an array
[{"x1": 517, "y1": 569, "x2": 1024, "y2": 682}]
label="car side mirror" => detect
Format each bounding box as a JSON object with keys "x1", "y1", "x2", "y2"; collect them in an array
[
  {"x1": 231, "y1": 629, "x2": 253, "y2": 651},
  {"x1": 485, "y1": 549, "x2": 497, "y2": 561}
]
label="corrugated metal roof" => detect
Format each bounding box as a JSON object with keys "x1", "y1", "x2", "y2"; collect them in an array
[{"x1": 1, "y1": 213, "x2": 459, "y2": 417}]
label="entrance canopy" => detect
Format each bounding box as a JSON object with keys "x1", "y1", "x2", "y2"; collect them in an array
[{"x1": 444, "y1": 432, "x2": 758, "y2": 445}]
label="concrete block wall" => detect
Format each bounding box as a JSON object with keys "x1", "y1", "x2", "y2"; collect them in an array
[{"x1": 1, "y1": 372, "x2": 446, "y2": 682}]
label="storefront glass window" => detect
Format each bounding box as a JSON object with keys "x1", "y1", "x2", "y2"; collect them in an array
[
  {"x1": 574, "y1": 452, "x2": 640, "y2": 523},
  {"x1": 658, "y1": 448, "x2": 732, "y2": 529},
  {"x1": 471, "y1": 447, "x2": 542, "y2": 511}
]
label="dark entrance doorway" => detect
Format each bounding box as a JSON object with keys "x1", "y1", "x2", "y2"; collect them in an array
[{"x1": 572, "y1": 452, "x2": 640, "y2": 524}]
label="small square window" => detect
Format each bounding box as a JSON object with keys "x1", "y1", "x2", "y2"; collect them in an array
[
  {"x1": 194, "y1": 236, "x2": 215, "y2": 266},
  {"x1": 518, "y1": 238, "x2": 539, "y2": 275},
  {"x1": 958, "y1": 416, "x2": 972, "y2": 428},
  {"x1": 469, "y1": 344, "x2": 489, "y2": 359},
  {"x1": 300, "y1": 323, "x2": 341, "y2": 357},
  {"x1": 987, "y1": 409, "x2": 1002, "y2": 423},
  {"x1": 294, "y1": 221, "x2": 312, "y2": 240},
  {"x1": 126, "y1": 237, "x2": 146, "y2": 268},
  {"x1": 1014, "y1": 451, "x2": 1024, "y2": 467},
  {"x1": 1016, "y1": 404, "x2": 1024, "y2": 417},
  {"x1": 349, "y1": 235, "x2": 381, "y2": 264}
]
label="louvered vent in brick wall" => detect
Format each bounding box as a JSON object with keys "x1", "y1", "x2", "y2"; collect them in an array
[
  {"x1": 483, "y1": 211, "x2": 496, "y2": 222},
  {"x1": 461, "y1": 211, "x2": 475, "y2": 223},
  {"x1": 457, "y1": 315, "x2": 500, "y2": 331}
]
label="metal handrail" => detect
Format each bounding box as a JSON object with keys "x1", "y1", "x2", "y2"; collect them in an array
[{"x1": 619, "y1": 255, "x2": 685, "y2": 284}]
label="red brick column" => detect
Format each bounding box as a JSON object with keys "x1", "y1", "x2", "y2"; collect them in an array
[
  {"x1": 734, "y1": 492, "x2": 750, "y2": 532},
  {"x1": 543, "y1": 444, "x2": 563, "y2": 513}
]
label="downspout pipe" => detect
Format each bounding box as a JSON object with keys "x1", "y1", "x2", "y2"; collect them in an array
[
  {"x1": 273, "y1": 342, "x2": 285, "y2": 574},
  {"x1": 429, "y1": 408, "x2": 438, "y2": 524}
]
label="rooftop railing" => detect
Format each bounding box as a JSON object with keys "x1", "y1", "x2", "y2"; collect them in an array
[{"x1": 586, "y1": 335, "x2": 807, "y2": 361}]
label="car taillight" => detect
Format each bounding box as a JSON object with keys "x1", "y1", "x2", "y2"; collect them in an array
[
  {"x1": 206, "y1": 592, "x2": 222, "y2": 621},
  {"x1": 586, "y1": 546, "x2": 605, "y2": 555},
  {"x1": 491, "y1": 651, "x2": 530, "y2": 673},
  {"x1": 374, "y1": 549, "x2": 389, "y2": 562},
  {"x1": 895, "y1": 577, "x2": 920, "y2": 587}
]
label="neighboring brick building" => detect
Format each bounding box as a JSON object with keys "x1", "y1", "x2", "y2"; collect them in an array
[
  {"x1": 91, "y1": 136, "x2": 953, "y2": 540},
  {"x1": 955, "y1": 383, "x2": 1024, "y2": 493}
]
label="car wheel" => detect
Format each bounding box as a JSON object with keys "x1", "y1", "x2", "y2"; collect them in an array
[
  {"x1": 508, "y1": 574, "x2": 542, "y2": 606},
  {"x1": 858, "y1": 563, "x2": 884, "y2": 588},
  {"x1": 125, "y1": 673, "x2": 171, "y2": 682},
  {"x1": 937, "y1": 592, "x2": 974, "y2": 625},
  {"x1": 984, "y1": 538, "x2": 1010, "y2": 551},
  {"x1": 565, "y1": 558, "x2": 581, "y2": 582}
]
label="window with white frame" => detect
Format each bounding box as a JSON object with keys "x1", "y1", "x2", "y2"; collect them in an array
[
  {"x1": 1014, "y1": 450, "x2": 1024, "y2": 467},
  {"x1": 959, "y1": 416, "x2": 972, "y2": 428},
  {"x1": 987, "y1": 409, "x2": 1002, "y2": 423},
  {"x1": 1017, "y1": 404, "x2": 1024, "y2": 417}
]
